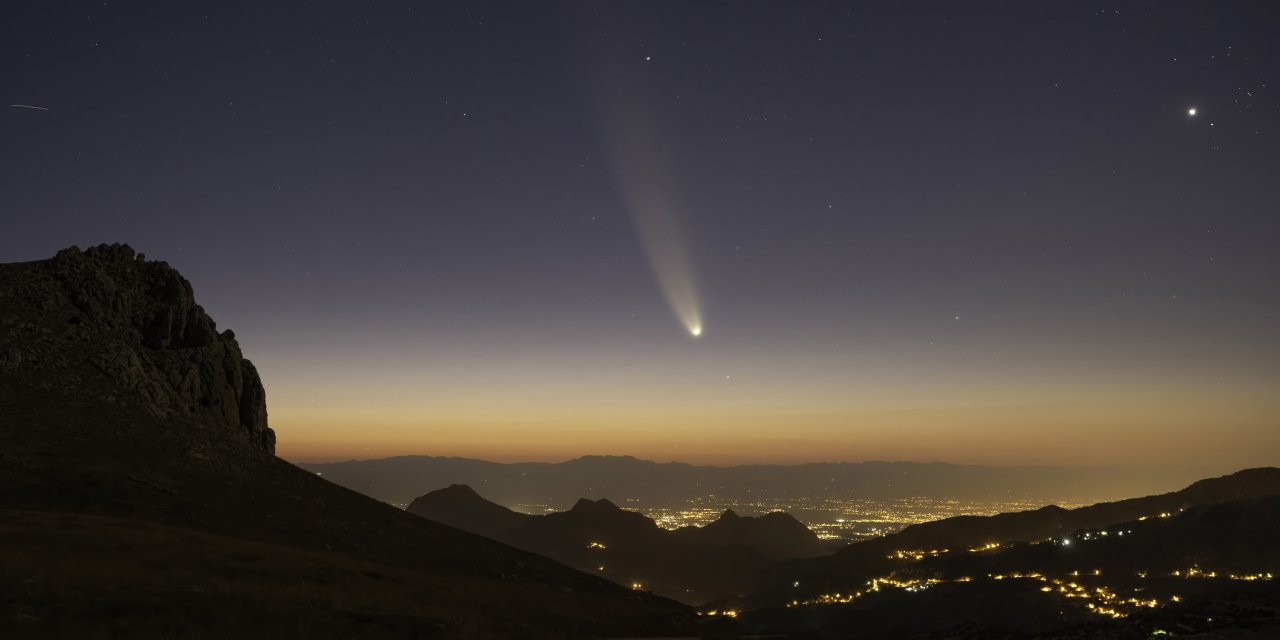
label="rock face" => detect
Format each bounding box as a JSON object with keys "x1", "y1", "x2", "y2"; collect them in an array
[{"x1": 0, "y1": 243, "x2": 274, "y2": 454}]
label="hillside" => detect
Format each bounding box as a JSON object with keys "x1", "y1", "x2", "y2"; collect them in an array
[
  {"x1": 0, "y1": 244, "x2": 694, "y2": 638},
  {"x1": 735, "y1": 493, "x2": 1280, "y2": 638},
  {"x1": 757, "y1": 466, "x2": 1280, "y2": 601}
]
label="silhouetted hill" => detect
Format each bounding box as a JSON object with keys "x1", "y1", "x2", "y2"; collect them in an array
[
  {"x1": 675, "y1": 510, "x2": 829, "y2": 561},
  {"x1": 0, "y1": 245, "x2": 694, "y2": 638},
  {"x1": 303, "y1": 454, "x2": 1205, "y2": 507},
  {"x1": 405, "y1": 483, "x2": 532, "y2": 539},
  {"x1": 408, "y1": 484, "x2": 828, "y2": 603},
  {"x1": 863, "y1": 466, "x2": 1280, "y2": 553},
  {"x1": 905, "y1": 494, "x2": 1280, "y2": 579}
]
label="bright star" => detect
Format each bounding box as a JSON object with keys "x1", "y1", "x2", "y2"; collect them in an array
[{"x1": 1188, "y1": 108, "x2": 1197, "y2": 116}]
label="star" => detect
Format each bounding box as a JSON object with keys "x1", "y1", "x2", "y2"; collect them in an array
[{"x1": 1188, "y1": 107, "x2": 1197, "y2": 116}]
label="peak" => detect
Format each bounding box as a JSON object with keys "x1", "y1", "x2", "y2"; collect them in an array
[
  {"x1": 565, "y1": 455, "x2": 650, "y2": 465},
  {"x1": 437, "y1": 484, "x2": 481, "y2": 497},
  {"x1": 45, "y1": 243, "x2": 210, "y2": 348},
  {"x1": 712, "y1": 510, "x2": 803, "y2": 528},
  {"x1": 757, "y1": 511, "x2": 800, "y2": 523},
  {"x1": 1, "y1": 245, "x2": 276, "y2": 455},
  {"x1": 56, "y1": 242, "x2": 139, "y2": 262},
  {"x1": 1197, "y1": 467, "x2": 1280, "y2": 485},
  {"x1": 571, "y1": 497, "x2": 620, "y2": 512},
  {"x1": 1180, "y1": 467, "x2": 1280, "y2": 501},
  {"x1": 413, "y1": 484, "x2": 489, "y2": 506}
]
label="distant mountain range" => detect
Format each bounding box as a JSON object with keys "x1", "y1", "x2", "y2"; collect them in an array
[
  {"x1": 301, "y1": 453, "x2": 1210, "y2": 508},
  {"x1": 0, "y1": 245, "x2": 692, "y2": 639},
  {"x1": 409, "y1": 484, "x2": 827, "y2": 603}
]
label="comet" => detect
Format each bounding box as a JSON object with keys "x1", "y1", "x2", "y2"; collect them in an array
[{"x1": 602, "y1": 94, "x2": 705, "y2": 338}]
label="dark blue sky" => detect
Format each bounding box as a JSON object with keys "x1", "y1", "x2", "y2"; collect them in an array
[{"x1": 3, "y1": 2, "x2": 1278, "y2": 465}]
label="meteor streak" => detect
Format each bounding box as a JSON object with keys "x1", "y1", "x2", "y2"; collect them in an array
[
  {"x1": 604, "y1": 97, "x2": 704, "y2": 338},
  {"x1": 10, "y1": 104, "x2": 50, "y2": 111}
]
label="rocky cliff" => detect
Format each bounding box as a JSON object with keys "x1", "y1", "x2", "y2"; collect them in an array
[{"x1": 0, "y1": 243, "x2": 274, "y2": 454}]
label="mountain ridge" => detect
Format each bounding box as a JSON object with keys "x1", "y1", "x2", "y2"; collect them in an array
[
  {"x1": 409, "y1": 483, "x2": 828, "y2": 603},
  {"x1": 303, "y1": 453, "x2": 1212, "y2": 507}
]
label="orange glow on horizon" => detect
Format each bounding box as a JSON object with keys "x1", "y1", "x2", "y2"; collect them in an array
[
  {"x1": 257, "y1": 339, "x2": 1280, "y2": 469},
  {"x1": 272, "y1": 385, "x2": 1280, "y2": 468}
]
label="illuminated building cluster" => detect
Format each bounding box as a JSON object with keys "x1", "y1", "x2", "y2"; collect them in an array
[
  {"x1": 968, "y1": 541, "x2": 1002, "y2": 552},
  {"x1": 630, "y1": 496, "x2": 1084, "y2": 542},
  {"x1": 786, "y1": 567, "x2": 1274, "y2": 620},
  {"x1": 1227, "y1": 572, "x2": 1274, "y2": 581},
  {"x1": 1137, "y1": 510, "x2": 1179, "y2": 521},
  {"x1": 698, "y1": 609, "x2": 739, "y2": 618},
  {"x1": 1169, "y1": 567, "x2": 1274, "y2": 581},
  {"x1": 887, "y1": 542, "x2": 1005, "y2": 561},
  {"x1": 785, "y1": 576, "x2": 945, "y2": 607},
  {"x1": 1079, "y1": 529, "x2": 1132, "y2": 540},
  {"x1": 888, "y1": 548, "x2": 950, "y2": 560}
]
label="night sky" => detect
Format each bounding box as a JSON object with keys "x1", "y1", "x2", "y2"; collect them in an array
[{"x1": 4, "y1": 2, "x2": 1279, "y2": 468}]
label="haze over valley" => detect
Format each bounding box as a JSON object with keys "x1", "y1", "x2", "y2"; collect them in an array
[{"x1": 302, "y1": 454, "x2": 1208, "y2": 542}]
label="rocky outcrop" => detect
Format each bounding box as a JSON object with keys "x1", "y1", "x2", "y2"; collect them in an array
[{"x1": 0, "y1": 243, "x2": 275, "y2": 454}]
